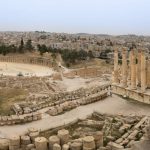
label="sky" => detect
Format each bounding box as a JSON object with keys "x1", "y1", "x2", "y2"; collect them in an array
[{"x1": 0, "y1": 0, "x2": 150, "y2": 35}]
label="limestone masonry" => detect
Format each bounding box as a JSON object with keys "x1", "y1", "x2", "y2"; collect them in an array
[{"x1": 112, "y1": 47, "x2": 150, "y2": 104}]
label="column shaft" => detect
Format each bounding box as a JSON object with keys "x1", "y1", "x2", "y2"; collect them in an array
[
  {"x1": 141, "y1": 50, "x2": 146, "y2": 92},
  {"x1": 137, "y1": 50, "x2": 141, "y2": 86},
  {"x1": 113, "y1": 48, "x2": 119, "y2": 84},
  {"x1": 122, "y1": 47, "x2": 127, "y2": 87},
  {"x1": 130, "y1": 49, "x2": 136, "y2": 89}
]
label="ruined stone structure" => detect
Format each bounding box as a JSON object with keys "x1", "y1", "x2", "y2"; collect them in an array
[
  {"x1": 0, "y1": 84, "x2": 110, "y2": 126},
  {"x1": 63, "y1": 67, "x2": 111, "y2": 79},
  {"x1": 0, "y1": 112, "x2": 42, "y2": 126},
  {"x1": 0, "y1": 113, "x2": 150, "y2": 150},
  {"x1": 0, "y1": 56, "x2": 52, "y2": 67},
  {"x1": 112, "y1": 47, "x2": 150, "y2": 104}
]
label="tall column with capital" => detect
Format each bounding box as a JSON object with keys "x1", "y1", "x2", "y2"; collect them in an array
[
  {"x1": 122, "y1": 47, "x2": 128, "y2": 87},
  {"x1": 141, "y1": 50, "x2": 146, "y2": 92},
  {"x1": 130, "y1": 49, "x2": 136, "y2": 89},
  {"x1": 127, "y1": 51, "x2": 131, "y2": 87},
  {"x1": 137, "y1": 49, "x2": 141, "y2": 86},
  {"x1": 113, "y1": 47, "x2": 119, "y2": 84}
]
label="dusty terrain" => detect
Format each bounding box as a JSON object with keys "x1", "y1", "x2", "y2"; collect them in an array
[
  {"x1": 0, "y1": 89, "x2": 27, "y2": 115},
  {"x1": 0, "y1": 62, "x2": 55, "y2": 76}
]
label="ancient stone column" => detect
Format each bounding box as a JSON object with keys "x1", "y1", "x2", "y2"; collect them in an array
[
  {"x1": 141, "y1": 50, "x2": 147, "y2": 92},
  {"x1": 58, "y1": 129, "x2": 69, "y2": 145},
  {"x1": 137, "y1": 49, "x2": 141, "y2": 86},
  {"x1": 130, "y1": 49, "x2": 136, "y2": 90},
  {"x1": 127, "y1": 51, "x2": 131, "y2": 86},
  {"x1": 21, "y1": 135, "x2": 31, "y2": 149},
  {"x1": 122, "y1": 47, "x2": 128, "y2": 87},
  {"x1": 113, "y1": 47, "x2": 119, "y2": 84},
  {"x1": 9, "y1": 135, "x2": 20, "y2": 150},
  {"x1": 93, "y1": 131, "x2": 103, "y2": 148},
  {"x1": 29, "y1": 131, "x2": 39, "y2": 142},
  {"x1": 49, "y1": 135, "x2": 60, "y2": 150},
  {"x1": 83, "y1": 136, "x2": 95, "y2": 150},
  {"x1": 70, "y1": 142, "x2": 82, "y2": 150},
  {"x1": 35, "y1": 137, "x2": 48, "y2": 150},
  {"x1": 62, "y1": 144, "x2": 70, "y2": 150},
  {"x1": 53, "y1": 143, "x2": 61, "y2": 150},
  {"x1": 0, "y1": 139, "x2": 9, "y2": 150},
  {"x1": 28, "y1": 127, "x2": 38, "y2": 133}
]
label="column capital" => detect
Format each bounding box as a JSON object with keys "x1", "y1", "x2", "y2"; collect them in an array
[
  {"x1": 114, "y1": 47, "x2": 119, "y2": 52},
  {"x1": 122, "y1": 47, "x2": 128, "y2": 54},
  {"x1": 141, "y1": 49, "x2": 145, "y2": 54}
]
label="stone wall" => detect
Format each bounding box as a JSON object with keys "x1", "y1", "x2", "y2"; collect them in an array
[
  {"x1": 0, "y1": 84, "x2": 110, "y2": 126},
  {"x1": 0, "y1": 112, "x2": 41, "y2": 126},
  {"x1": 112, "y1": 85, "x2": 150, "y2": 104},
  {"x1": 47, "y1": 90, "x2": 108, "y2": 116},
  {"x1": 12, "y1": 84, "x2": 110, "y2": 115}
]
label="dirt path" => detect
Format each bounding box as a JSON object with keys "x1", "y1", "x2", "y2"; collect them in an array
[{"x1": 0, "y1": 94, "x2": 150, "y2": 138}]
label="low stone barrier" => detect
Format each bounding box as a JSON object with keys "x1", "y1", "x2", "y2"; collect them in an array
[
  {"x1": 47, "y1": 91, "x2": 108, "y2": 116},
  {"x1": 0, "y1": 112, "x2": 41, "y2": 126},
  {"x1": 0, "y1": 84, "x2": 110, "y2": 126},
  {"x1": 12, "y1": 84, "x2": 110, "y2": 115}
]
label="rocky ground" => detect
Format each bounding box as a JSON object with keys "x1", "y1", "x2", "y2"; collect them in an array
[
  {"x1": 38, "y1": 112, "x2": 149, "y2": 149},
  {"x1": 1, "y1": 94, "x2": 150, "y2": 139}
]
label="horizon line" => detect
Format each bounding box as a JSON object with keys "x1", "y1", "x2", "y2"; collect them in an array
[{"x1": 0, "y1": 30, "x2": 150, "y2": 37}]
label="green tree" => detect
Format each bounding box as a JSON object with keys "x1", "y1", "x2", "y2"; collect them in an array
[
  {"x1": 25, "y1": 39, "x2": 33, "y2": 51},
  {"x1": 88, "y1": 50, "x2": 94, "y2": 58},
  {"x1": 18, "y1": 38, "x2": 24, "y2": 53},
  {"x1": 37, "y1": 44, "x2": 47, "y2": 55},
  {"x1": 78, "y1": 49, "x2": 88, "y2": 60}
]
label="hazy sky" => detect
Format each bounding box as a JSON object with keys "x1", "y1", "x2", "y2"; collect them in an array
[{"x1": 0, "y1": 0, "x2": 150, "y2": 35}]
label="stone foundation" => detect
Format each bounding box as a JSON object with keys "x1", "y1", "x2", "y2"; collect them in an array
[{"x1": 112, "y1": 84, "x2": 150, "y2": 104}]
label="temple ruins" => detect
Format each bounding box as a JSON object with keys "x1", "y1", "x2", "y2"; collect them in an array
[{"x1": 112, "y1": 47, "x2": 150, "y2": 104}]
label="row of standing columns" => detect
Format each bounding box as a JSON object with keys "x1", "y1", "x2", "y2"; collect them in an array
[
  {"x1": 0, "y1": 56, "x2": 52, "y2": 67},
  {"x1": 113, "y1": 47, "x2": 147, "y2": 92}
]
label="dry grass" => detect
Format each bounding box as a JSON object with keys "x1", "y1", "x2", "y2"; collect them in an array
[
  {"x1": 69, "y1": 58, "x2": 113, "y2": 70},
  {"x1": 0, "y1": 88, "x2": 28, "y2": 115}
]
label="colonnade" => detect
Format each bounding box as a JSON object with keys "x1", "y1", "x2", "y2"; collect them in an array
[
  {"x1": 113, "y1": 47, "x2": 147, "y2": 92},
  {"x1": 0, "y1": 56, "x2": 52, "y2": 67}
]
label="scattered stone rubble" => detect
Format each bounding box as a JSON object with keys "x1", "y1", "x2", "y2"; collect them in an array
[
  {"x1": 0, "y1": 76, "x2": 62, "y2": 93},
  {"x1": 12, "y1": 84, "x2": 110, "y2": 115},
  {"x1": 47, "y1": 90, "x2": 107, "y2": 116},
  {"x1": 0, "y1": 84, "x2": 110, "y2": 126},
  {"x1": 0, "y1": 113, "x2": 149, "y2": 150},
  {"x1": 0, "y1": 112, "x2": 41, "y2": 126}
]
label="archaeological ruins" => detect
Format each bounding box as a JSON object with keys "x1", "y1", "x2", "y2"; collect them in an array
[
  {"x1": 0, "y1": 56, "x2": 52, "y2": 67},
  {"x1": 0, "y1": 51, "x2": 150, "y2": 150},
  {"x1": 112, "y1": 47, "x2": 150, "y2": 104}
]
